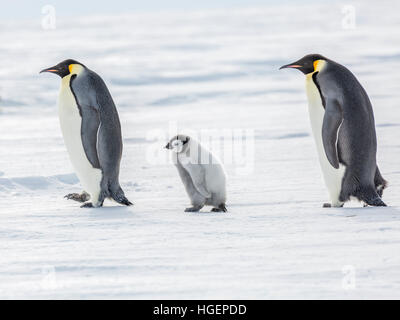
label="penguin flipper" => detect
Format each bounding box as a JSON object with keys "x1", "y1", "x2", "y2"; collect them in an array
[
  {"x1": 80, "y1": 106, "x2": 101, "y2": 168},
  {"x1": 181, "y1": 163, "x2": 211, "y2": 198},
  {"x1": 176, "y1": 162, "x2": 207, "y2": 205},
  {"x1": 70, "y1": 74, "x2": 102, "y2": 169},
  {"x1": 322, "y1": 99, "x2": 343, "y2": 169}
]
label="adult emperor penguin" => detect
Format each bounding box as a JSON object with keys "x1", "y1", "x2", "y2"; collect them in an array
[
  {"x1": 165, "y1": 135, "x2": 227, "y2": 212},
  {"x1": 40, "y1": 59, "x2": 132, "y2": 208},
  {"x1": 280, "y1": 54, "x2": 387, "y2": 207}
]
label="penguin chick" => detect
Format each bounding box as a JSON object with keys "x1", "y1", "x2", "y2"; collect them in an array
[{"x1": 166, "y1": 135, "x2": 227, "y2": 212}]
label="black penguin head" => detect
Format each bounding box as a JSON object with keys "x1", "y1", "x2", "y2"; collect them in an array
[
  {"x1": 165, "y1": 135, "x2": 191, "y2": 153},
  {"x1": 40, "y1": 59, "x2": 85, "y2": 78},
  {"x1": 280, "y1": 54, "x2": 327, "y2": 75}
]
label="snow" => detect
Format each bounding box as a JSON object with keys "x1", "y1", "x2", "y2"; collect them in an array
[{"x1": 0, "y1": 0, "x2": 400, "y2": 299}]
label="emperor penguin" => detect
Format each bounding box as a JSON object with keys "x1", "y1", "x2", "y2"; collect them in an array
[
  {"x1": 165, "y1": 135, "x2": 227, "y2": 212},
  {"x1": 280, "y1": 54, "x2": 387, "y2": 207},
  {"x1": 40, "y1": 59, "x2": 132, "y2": 208}
]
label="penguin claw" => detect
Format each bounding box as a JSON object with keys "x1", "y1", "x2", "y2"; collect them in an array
[
  {"x1": 80, "y1": 202, "x2": 94, "y2": 208},
  {"x1": 65, "y1": 192, "x2": 90, "y2": 203},
  {"x1": 323, "y1": 203, "x2": 332, "y2": 208}
]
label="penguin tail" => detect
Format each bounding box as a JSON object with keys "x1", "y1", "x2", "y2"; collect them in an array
[
  {"x1": 366, "y1": 198, "x2": 387, "y2": 207},
  {"x1": 357, "y1": 186, "x2": 387, "y2": 207},
  {"x1": 117, "y1": 196, "x2": 133, "y2": 206},
  {"x1": 110, "y1": 186, "x2": 133, "y2": 206}
]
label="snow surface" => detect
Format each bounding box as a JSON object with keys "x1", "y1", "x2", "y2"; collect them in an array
[{"x1": 0, "y1": 0, "x2": 400, "y2": 299}]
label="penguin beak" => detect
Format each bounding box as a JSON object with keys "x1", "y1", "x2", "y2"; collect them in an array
[
  {"x1": 165, "y1": 143, "x2": 171, "y2": 149},
  {"x1": 279, "y1": 63, "x2": 302, "y2": 70},
  {"x1": 40, "y1": 65, "x2": 60, "y2": 75}
]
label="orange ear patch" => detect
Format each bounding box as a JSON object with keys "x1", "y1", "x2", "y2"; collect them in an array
[
  {"x1": 313, "y1": 59, "x2": 325, "y2": 72},
  {"x1": 68, "y1": 64, "x2": 73, "y2": 73}
]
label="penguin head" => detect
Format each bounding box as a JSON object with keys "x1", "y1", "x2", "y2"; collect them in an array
[
  {"x1": 165, "y1": 135, "x2": 191, "y2": 153},
  {"x1": 40, "y1": 59, "x2": 85, "y2": 78},
  {"x1": 279, "y1": 54, "x2": 327, "y2": 75}
]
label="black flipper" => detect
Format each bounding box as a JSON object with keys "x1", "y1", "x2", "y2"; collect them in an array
[
  {"x1": 80, "y1": 107, "x2": 101, "y2": 169},
  {"x1": 322, "y1": 98, "x2": 343, "y2": 169}
]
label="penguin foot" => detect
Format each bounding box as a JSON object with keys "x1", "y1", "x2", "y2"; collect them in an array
[
  {"x1": 323, "y1": 203, "x2": 344, "y2": 208},
  {"x1": 80, "y1": 202, "x2": 94, "y2": 208},
  {"x1": 185, "y1": 206, "x2": 202, "y2": 212},
  {"x1": 65, "y1": 192, "x2": 90, "y2": 203},
  {"x1": 211, "y1": 204, "x2": 228, "y2": 212}
]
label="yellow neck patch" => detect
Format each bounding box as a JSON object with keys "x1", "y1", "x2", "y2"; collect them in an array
[
  {"x1": 313, "y1": 59, "x2": 325, "y2": 72},
  {"x1": 306, "y1": 59, "x2": 325, "y2": 80},
  {"x1": 68, "y1": 64, "x2": 83, "y2": 75}
]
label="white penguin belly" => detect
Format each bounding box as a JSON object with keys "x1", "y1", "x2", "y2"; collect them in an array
[
  {"x1": 306, "y1": 77, "x2": 345, "y2": 206},
  {"x1": 58, "y1": 76, "x2": 102, "y2": 205}
]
